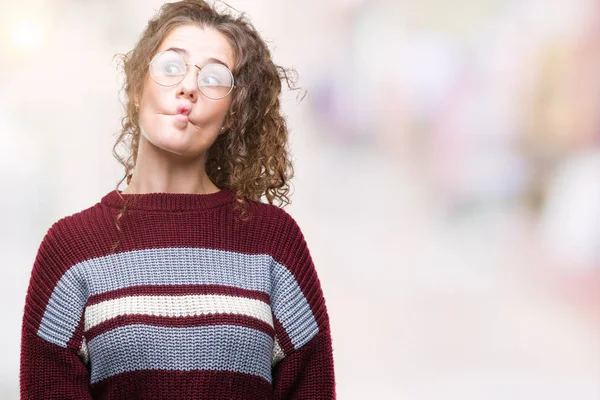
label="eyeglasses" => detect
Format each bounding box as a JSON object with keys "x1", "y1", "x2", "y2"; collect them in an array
[{"x1": 148, "y1": 50, "x2": 235, "y2": 100}]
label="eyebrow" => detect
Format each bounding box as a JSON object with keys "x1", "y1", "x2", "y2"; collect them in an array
[{"x1": 163, "y1": 47, "x2": 230, "y2": 69}]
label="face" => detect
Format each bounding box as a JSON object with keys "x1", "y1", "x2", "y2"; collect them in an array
[{"x1": 136, "y1": 24, "x2": 235, "y2": 160}]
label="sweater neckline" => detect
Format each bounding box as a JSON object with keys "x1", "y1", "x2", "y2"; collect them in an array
[{"x1": 101, "y1": 187, "x2": 235, "y2": 212}]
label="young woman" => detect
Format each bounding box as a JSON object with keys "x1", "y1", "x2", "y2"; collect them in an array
[{"x1": 19, "y1": 1, "x2": 336, "y2": 399}]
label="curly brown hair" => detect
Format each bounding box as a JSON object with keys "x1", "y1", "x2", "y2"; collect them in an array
[{"x1": 110, "y1": 0, "x2": 299, "y2": 250}]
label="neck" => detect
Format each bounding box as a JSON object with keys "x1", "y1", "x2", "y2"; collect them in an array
[{"x1": 124, "y1": 135, "x2": 220, "y2": 195}]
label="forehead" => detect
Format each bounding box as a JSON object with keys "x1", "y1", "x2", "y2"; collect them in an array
[{"x1": 157, "y1": 24, "x2": 234, "y2": 70}]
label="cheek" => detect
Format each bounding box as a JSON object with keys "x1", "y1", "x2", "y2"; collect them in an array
[
  {"x1": 195, "y1": 99, "x2": 232, "y2": 124},
  {"x1": 137, "y1": 99, "x2": 166, "y2": 136},
  {"x1": 142, "y1": 85, "x2": 167, "y2": 110},
  {"x1": 216, "y1": 97, "x2": 233, "y2": 120}
]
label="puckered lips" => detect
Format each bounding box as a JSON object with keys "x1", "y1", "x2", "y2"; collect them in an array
[{"x1": 174, "y1": 105, "x2": 191, "y2": 124}]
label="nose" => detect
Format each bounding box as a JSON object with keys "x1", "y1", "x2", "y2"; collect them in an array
[{"x1": 176, "y1": 64, "x2": 200, "y2": 102}]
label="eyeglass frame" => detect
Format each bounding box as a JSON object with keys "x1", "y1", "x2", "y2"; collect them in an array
[{"x1": 148, "y1": 50, "x2": 236, "y2": 100}]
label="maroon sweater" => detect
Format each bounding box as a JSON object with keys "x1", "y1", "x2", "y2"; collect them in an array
[{"x1": 20, "y1": 188, "x2": 335, "y2": 399}]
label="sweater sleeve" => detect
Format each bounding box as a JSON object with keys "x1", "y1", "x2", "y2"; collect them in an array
[
  {"x1": 270, "y1": 212, "x2": 336, "y2": 399},
  {"x1": 20, "y1": 223, "x2": 93, "y2": 400}
]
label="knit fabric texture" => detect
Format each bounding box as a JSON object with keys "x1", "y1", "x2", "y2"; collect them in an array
[{"x1": 20, "y1": 188, "x2": 335, "y2": 399}]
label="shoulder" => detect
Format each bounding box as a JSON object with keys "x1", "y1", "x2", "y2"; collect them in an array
[
  {"x1": 245, "y1": 199, "x2": 304, "y2": 235},
  {"x1": 37, "y1": 200, "x2": 110, "y2": 263},
  {"x1": 46, "y1": 201, "x2": 105, "y2": 240},
  {"x1": 243, "y1": 200, "x2": 312, "y2": 263}
]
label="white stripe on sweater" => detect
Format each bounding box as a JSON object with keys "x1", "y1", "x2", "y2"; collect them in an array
[{"x1": 84, "y1": 294, "x2": 273, "y2": 332}]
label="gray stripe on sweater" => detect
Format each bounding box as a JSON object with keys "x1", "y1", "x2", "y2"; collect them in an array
[{"x1": 87, "y1": 324, "x2": 273, "y2": 384}]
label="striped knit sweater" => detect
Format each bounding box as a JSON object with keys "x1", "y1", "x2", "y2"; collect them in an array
[{"x1": 20, "y1": 188, "x2": 335, "y2": 399}]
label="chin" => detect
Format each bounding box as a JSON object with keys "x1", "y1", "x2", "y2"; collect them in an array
[{"x1": 141, "y1": 127, "x2": 185, "y2": 152}]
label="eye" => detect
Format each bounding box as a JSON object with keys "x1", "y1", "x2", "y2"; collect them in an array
[
  {"x1": 199, "y1": 74, "x2": 222, "y2": 86},
  {"x1": 163, "y1": 62, "x2": 184, "y2": 75},
  {"x1": 197, "y1": 64, "x2": 232, "y2": 88}
]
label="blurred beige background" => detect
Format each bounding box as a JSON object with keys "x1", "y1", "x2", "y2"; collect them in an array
[{"x1": 2, "y1": 0, "x2": 600, "y2": 398}]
